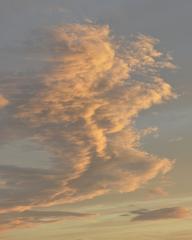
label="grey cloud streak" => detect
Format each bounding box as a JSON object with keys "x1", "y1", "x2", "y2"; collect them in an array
[
  {"x1": 130, "y1": 207, "x2": 191, "y2": 221},
  {"x1": 0, "y1": 22, "x2": 176, "y2": 231}
]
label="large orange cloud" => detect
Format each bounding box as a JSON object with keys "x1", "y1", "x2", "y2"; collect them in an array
[{"x1": 0, "y1": 23, "x2": 176, "y2": 230}]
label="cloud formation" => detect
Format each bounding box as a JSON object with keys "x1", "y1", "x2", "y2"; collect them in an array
[
  {"x1": 0, "y1": 23, "x2": 176, "y2": 230},
  {"x1": 0, "y1": 209, "x2": 94, "y2": 232},
  {"x1": 147, "y1": 187, "x2": 168, "y2": 198},
  {"x1": 0, "y1": 95, "x2": 8, "y2": 108},
  {"x1": 130, "y1": 207, "x2": 191, "y2": 221}
]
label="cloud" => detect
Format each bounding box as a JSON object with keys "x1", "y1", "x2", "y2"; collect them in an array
[
  {"x1": 0, "y1": 209, "x2": 94, "y2": 232},
  {"x1": 0, "y1": 23, "x2": 176, "y2": 230},
  {"x1": 130, "y1": 207, "x2": 191, "y2": 221},
  {"x1": 169, "y1": 137, "x2": 184, "y2": 143},
  {"x1": 0, "y1": 95, "x2": 8, "y2": 108},
  {"x1": 147, "y1": 187, "x2": 168, "y2": 198}
]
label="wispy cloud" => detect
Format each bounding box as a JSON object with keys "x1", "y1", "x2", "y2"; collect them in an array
[
  {"x1": 168, "y1": 137, "x2": 184, "y2": 143},
  {"x1": 0, "y1": 23, "x2": 176, "y2": 230},
  {"x1": 130, "y1": 207, "x2": 191, "y2": 221},
  {"x1": 0, "y1": 209, "x2": 94, "y2": 232},
  {"x1": 147, "y1": 187, "x2": 168, "y2": 199}
]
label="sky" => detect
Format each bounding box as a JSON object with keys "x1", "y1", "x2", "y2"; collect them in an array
[{"x1": 0, "y1": 0, "x2": 192, "y2": 239}]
